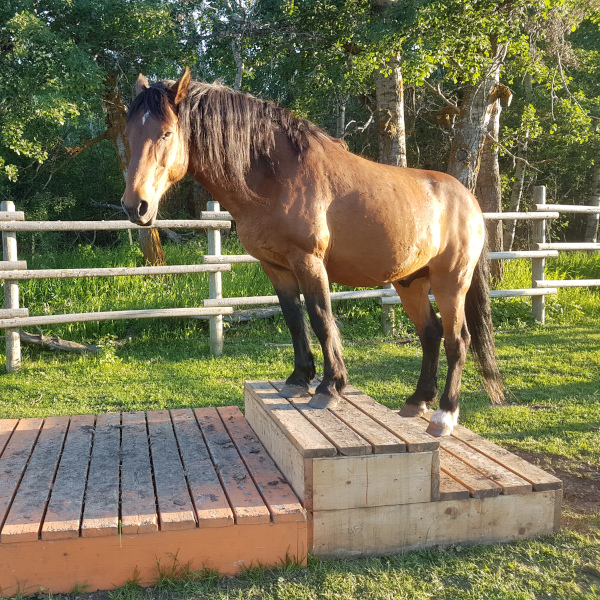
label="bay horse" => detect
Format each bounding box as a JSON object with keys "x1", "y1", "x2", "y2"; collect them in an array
[{"x1": 122, "y1": 67, "x2": 503, "y2": 436}]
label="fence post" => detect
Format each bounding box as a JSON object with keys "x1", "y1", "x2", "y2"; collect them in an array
[
  {"x1": 1, "y1": 201, "x2": 21, "y2": 372},
  {"x1": 207, "y1": 200, "x2": 224, "y2": 355},
  {"x1": 382, "y1": 284, "x2": 395, "y2": 336},
  {"x1": 532, "y1": 185, "x2": 546, "y2": 323}
]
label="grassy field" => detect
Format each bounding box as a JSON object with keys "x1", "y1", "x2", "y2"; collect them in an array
[{"x1": 0, "y1": 244, "x2": 599, "y2": 599}]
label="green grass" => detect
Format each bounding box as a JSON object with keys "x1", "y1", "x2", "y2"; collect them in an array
[{"x1": 1, "y1": 248, "x2": 599, "y2": 599}]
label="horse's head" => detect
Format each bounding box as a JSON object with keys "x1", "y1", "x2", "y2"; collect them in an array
[{"x1": 122, "y1": 68, "x2": 192, "y2": 226}]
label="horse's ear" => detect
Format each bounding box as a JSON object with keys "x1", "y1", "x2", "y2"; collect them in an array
[
  {"x1": 174, "y1": 67, "x2": 191, "y2": 105},
  {"x1": 135, "y1": 74, "x2": 149, "y2": 96}
]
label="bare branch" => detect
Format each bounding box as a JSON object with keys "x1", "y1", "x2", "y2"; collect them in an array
[{"x1": 423, "y1": 80, "x2": 458, "y2": 108}]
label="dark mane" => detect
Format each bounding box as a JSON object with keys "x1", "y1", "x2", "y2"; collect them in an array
[{"x1": 127, "y1": 79, "x2": 341, "y2": 195}]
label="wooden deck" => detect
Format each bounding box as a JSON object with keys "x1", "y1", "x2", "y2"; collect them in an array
[
  {"x1": 0, "y1": 407, "x2": 307, "y2": 596},
  {"x1": 245, "y1": 380, "x2": 563, "y2": 557}
]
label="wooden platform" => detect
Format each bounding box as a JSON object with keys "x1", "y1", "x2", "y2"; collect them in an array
[
  {"x1": 245, "y1": 381, "x2": 563, "y2": 557},
  {"x1": 0, "y1": 407, "x2": 307, "y2": 596}
]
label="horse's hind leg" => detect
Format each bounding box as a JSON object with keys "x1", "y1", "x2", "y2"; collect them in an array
[
  {"x1": 261, "y1": 262, "x2": 315, "y2": 397},
  {"x1": 393, "y1": 277, "x2": 443, "y2": 418},
  {"x1": 426, "y1": 279, "x2": 471, "y2": 437}
]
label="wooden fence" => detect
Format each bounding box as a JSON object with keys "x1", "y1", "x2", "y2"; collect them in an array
[{"x1": 1, "y1": 185, "x2": 599, "y2": 373}]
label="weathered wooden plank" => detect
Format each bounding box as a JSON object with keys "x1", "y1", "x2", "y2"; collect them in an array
[
  {"x1": 440, "y1": 435, "x2": 532, "y2": 495},
  {"x1": 439, "y1": 471, "x2": 470, "y2": 501},
  {"x1": 270, "y1": 381, "x2": 371, "y2": 456},
  {"x1": 195, "y1": 408, "x2": 270, "y2": 524},
  {"x1": 41, "y1": 415, "x2": 95, "y2": 540},
  {"x1": 2, "y1": 416, "x2": 70, "y2": 543},
  {"x1": 244, "y1": 381, "x2": 336, "y2": 458},
  {"x1": 170, "y1": 409, "x2": 233, "y2": 528},
  {"x1": 244, "y1": 392, "x2": 312, "y2": 509},
  {"x1": 440, "y1": 448, "x2": 501, "y2": 499},
  {"x1": 342, "y1": 385, "x2": 438, "y2": 452},
  {"x1": 146, "y1": 410, "x2": 196, "y2": 531},
  {"x1": 120, "y1": 412, "x2": 158, "y2": 534},
  {"x1": 447, "y1": 423, "x2": 562, "y2": 491},
  {"x1": 81, "y1": 413, "x2": 121, "y2": 537},
  {"x1": 218, "y1": 406, "x2": 305, "y2": 524},
  {"x1": 418, "y1": 416, "x2": 532, "y2": 495},
  {"x1": 0, "y1": 419, "x2": 18, "y2": 458},
  {"x1": 312, "y1": 491, "x2": 560, "y2": 557},
  {"x1": 312, "y1": 452, "x2": 433, "y2": 511},
  {"x1": 0, "y1": 418, "x2": 43, "y2": 531},
  {"x1": 329, "y1": 398, "x2": 406, "y2": 454}
]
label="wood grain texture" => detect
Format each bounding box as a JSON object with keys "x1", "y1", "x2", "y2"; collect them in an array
[
  {"x1": 312, "y1": 491, "x2": 560, "y2": 557},
  {"x1": 439, "y1": 448, "x2": 502, "y2": 499},
  {"x1": 0, "y1": 419, "x2": 18, "y2": 458},
  {"x1": 244, "y1": 393, "x2": 310, "y2": 507},
  {"x1": 120, "y1": 412, "x2": 158, "y2": 534},
  {"x1": 0, "y1": 520, "x2": 307, "y2": 596},
  {"x1": 341, "y1": 385, "x2": 438, "y2": 452},
  {"x1": 1, "y1": 416, "x2": 69, "y2": 543},
  {"x1": 146, "y1": 410, "x2": 196, "y2": 532},
  {"x1": 244, "y1": 381, "x2": 336, "y2": 458},
  {"x1": 312, "y1": 452, "x2": 432, "y2": 511},
  {"x1": 171, "y1": 409, "x2": 234, "y2": 528},
  {"x1": 270, "y1": 382, "x2": 371, "y2": 457},
  {"x1": 0, "y1": 418, "x2": 43, "y2": 529},
  {"x1": 439, "y1": 471, "x2": 470, "y2": 501},
  {"x1": 445, "y1": 422, "x2": 562, "y2": 491},
  {"x1": 195, "y1": 407, "x2": 270, "y2": 525},
  {"x1": 218, "y1": 406, "x2": 305, "y2": 523},
  {"x1": 42, "y1": 415, "x2": 95, "y2": 540},
  {"x1": 81, "y1": 413, "x2": 121, "y2": 537}
]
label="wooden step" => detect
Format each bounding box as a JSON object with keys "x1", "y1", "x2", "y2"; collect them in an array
[{"x1": 0, "y1": 408, "x2": 307, "y2": 595}]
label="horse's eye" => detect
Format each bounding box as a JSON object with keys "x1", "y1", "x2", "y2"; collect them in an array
[{"x1": 161, "y1": 131, "x2": 173, "y2": 140}]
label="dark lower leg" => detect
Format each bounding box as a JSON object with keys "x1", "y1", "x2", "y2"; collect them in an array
[{"x1": 261, "y1": 263, "x2": 315, "y2": 397}]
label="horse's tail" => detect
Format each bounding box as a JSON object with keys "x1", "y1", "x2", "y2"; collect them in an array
[{"x1": 465, "y1": 238, "x2": 505, "y2": 404}]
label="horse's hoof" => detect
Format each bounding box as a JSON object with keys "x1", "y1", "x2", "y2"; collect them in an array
[
  {"x1": 308, "y1": 392, "x2": 340, "y2": 409},
  {"x1": 399, "y1": 403, "x2": 427, "y2": 418},
  {"x1": 279, "y1": 383, "x2": 309, "y2": 398},
  {"x1": 425, "y1": 421, "x2": 452, "y2": 437}
]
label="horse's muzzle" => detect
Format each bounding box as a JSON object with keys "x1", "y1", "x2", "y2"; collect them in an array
[{"x1": 122, "y1": 197, "x2": 154, "y2": 226}]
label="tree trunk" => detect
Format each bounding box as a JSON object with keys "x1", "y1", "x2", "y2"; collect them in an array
[
  {"x1": 584, "y1": 154, "x2": 600, "y2": 243},
  {"x1": 375, "y1": 52, "x2": 407, "y2": 168},
  {"x1": 336, "y1": 103, "x2": 346, "y2": 139},
  {"x1": 503, "y1": 73, "x2": 532, "y2": 251},
  {"x1": 104, "y1": 73, "x2": 166, "y2": 266},
  {"x1": 447, "y1": 44, "x2": 508, "y2": 193},
  {"x1": 476, "y1": 98, "x2": 504, "y2": 280}
]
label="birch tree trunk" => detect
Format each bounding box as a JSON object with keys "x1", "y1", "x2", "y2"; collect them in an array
[
  {"x1": 584, "y1": 155, "x2": 600, "y2": 243},
  {"x1": 476, "y1": 98, "x2": 504, "y2": 279},
  {"x1": 375, "y1": 52, "x2": 407, "y2": 168},
  {"x1": 447, "y1": 45, "x2": 508, "y2": 193}
]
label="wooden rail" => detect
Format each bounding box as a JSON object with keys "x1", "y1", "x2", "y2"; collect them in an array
[{"x1": 1, "y1": 185, "x2": 598, "y2": 372}]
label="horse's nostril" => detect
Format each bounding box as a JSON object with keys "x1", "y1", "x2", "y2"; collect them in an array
[{"x1": 139, "y1": 200, "x2": 149, "y2": 217}]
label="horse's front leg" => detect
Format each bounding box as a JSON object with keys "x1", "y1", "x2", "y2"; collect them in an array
[
  {"x1": 292, "y1": 255, "x2": 347, "y2": 409},
  {"x1": 261, "y1": 261, "x2": 315, "y2": 397}
]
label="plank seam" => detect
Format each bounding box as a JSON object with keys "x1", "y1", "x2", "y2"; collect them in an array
[
  {"x1": 192, "y1": 410, "x2": 237, "y2": 525},
  {"x1": 0, "y1": 418, "x2": 45, "y2": 534},
  {"x1": 38, "y1": 416, "x2": 73, "y2": 541},
  {"x1": 168, "y1": 411, "x2": 199, "y2": 527},
  {"x1": 0, "y1": 421, "x2": 18, "y2": 459},
  {"x1": 78, "y1": 415, "x2": 97, "y2": 537},
  {"x1": 143, "y1": 412, "x2": 162, "y2": 531},
  {"x1": 218, "y1": 408, "x2": 275, "y2": 523}
]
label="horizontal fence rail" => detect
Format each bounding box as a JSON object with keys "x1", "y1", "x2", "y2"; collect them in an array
[{"x1": 1, "y1": 185, "x2": 599, "y2": 372}]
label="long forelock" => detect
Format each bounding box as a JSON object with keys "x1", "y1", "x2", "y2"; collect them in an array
[{"x1": 126, "y1": 82, "x2": 174, "y2": 125}]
